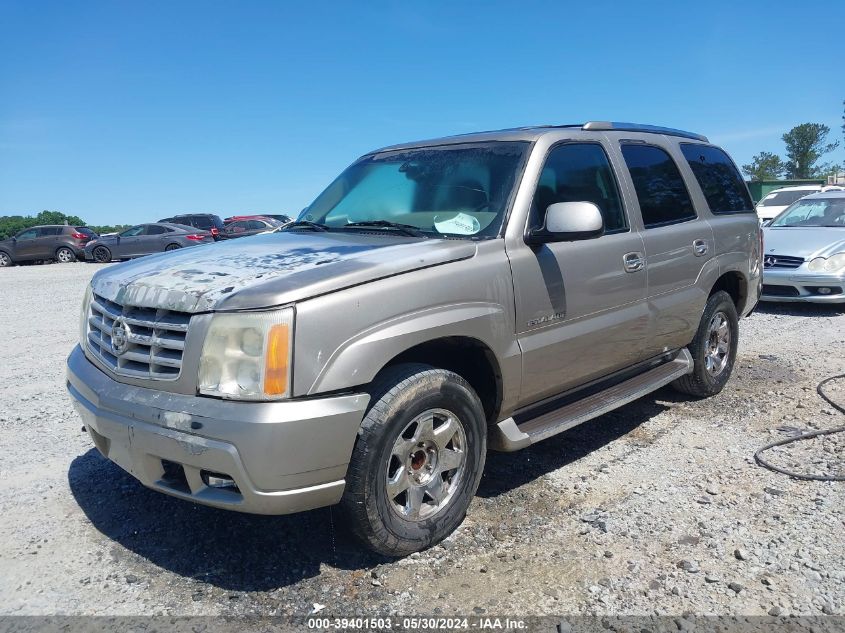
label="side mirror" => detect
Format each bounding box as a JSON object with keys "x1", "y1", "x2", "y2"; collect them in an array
[{"x1": 527, "y1": 201, "x2": 605, "y2": 244}]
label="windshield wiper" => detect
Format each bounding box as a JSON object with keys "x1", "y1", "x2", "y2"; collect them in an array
[
  {"x1": 279, "y1": 220, "x2": 328, "y2": 232},
  {"x1": 343, "y1": 220, "x2": 428, "y2": 238}
]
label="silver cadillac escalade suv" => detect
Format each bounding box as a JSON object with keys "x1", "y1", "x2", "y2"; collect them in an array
[{"x1": 67, "y1": 122, "x2": 762, "y2": 556}]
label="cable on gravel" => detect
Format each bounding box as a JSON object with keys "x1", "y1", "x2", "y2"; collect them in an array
[{"x1": 754, "y1": 373, "x2": 845, "y2": 481}]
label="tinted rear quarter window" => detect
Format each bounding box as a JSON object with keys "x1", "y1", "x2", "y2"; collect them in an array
[
  {"x1": 680, "y1": 144, "x2": 753, "y2": 214},
  {"x1": 621, "y1": 144, "x2": 696, "y2": 228},
  {"x1": 147, "y1": 225, "x2": 167, "y2": 235},
  {"x1": 73, "y1": 227, "x2": 96, "y2": 236}
]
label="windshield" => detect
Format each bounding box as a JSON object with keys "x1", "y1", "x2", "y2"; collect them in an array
[
  {"x1": 301, "y1": 142, "x2": 530, "y2": 238},
  {"x1": 758, "y1": 190, "x2": 815, "y2": 207},
  {"x1": 770, "y1": 198, "x2": 845, "y2": 227}
]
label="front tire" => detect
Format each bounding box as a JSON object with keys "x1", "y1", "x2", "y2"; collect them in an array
[
  {"x1": 92, "y1": 246, "x2": 111, "y2": 263},
  {"x1": 341, "y1": 363, "x2": 487, "y2": 557},
  {"x1": 672, "y1": 290, "x2": 739, "y2": 398}
]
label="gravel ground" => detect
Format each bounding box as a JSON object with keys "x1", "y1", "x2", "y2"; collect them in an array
[{"x1": 0, "y1": 262, "x2": 843, "y2": 617}]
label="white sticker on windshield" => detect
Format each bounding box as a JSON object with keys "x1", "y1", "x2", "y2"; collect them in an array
[{"x1": 433, "y1": 212, "x2": 481, "y2": 235}]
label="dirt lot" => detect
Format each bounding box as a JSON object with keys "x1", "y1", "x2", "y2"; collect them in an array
[{"x1": 0, "y1": 262, "x2": 843, "y2": 617}]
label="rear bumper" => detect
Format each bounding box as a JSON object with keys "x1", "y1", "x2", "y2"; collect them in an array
[{"x1": 66, "y1": 345, "x2": 370, "y2": 515}]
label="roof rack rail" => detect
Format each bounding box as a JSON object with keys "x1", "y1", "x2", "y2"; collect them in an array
[{"x1": 582, "y1": 121, "x2": 708, "y2": 142}]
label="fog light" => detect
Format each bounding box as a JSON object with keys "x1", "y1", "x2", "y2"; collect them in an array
[
  {"x1": 818, "y1": 287, "x2": 832, "y2": 295},
  {"x1": 201, "y1": 470, "x2": 239, "y2": 490}
]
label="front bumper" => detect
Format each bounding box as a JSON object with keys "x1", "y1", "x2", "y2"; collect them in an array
[
  {"x1": 761, "y1": 268, "x2": 845, "y2": 303},
  {"x1": 66, "y1": 345, "x2": 370, "y2": 515}
]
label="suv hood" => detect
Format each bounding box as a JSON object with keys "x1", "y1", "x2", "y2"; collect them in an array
[
  {"x1": 91, "y1": 231, "x2": 477, "y2": 313},
  {"x1": 763, "y1": 227, "x2": 845, "y2": 259}
]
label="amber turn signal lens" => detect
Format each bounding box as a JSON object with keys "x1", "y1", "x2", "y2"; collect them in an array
[{"x1": 264, "y1": 323, "x2": 290, "y2": 396}]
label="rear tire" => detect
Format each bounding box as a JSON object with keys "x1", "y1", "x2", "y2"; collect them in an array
[
  {"x1": 92, "y1": 246, "x2": 111, "y2": 263},
  {"x1": 56, "y1": 247, "x2": 75, "y2": 263},
  {"x1": 165, "y1": 243, "x2": 181, "y2": 252},
  {"x1": 0, "y1": 251, "x2": 12, "y2": 267},
  {"x1": 340, "y1": 363, "x2": 487, "y2": 557},
  {"x1": 672, "y1": 290, "x2": 738, "y2": 398}
]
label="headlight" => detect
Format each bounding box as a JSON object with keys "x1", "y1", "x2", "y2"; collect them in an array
[
  {"x1": 79, "y1": 284, "x2": 93, "y2": 347},
  {"x1": 807, "y1": 253, "x2": 845, "y2": 273},
  {"x1": 807, "y1": 257, "x2": 826, "y2": 272},
  {"x1": 198, "y1": 308, "x2": 293, "y2": 400},
  {"x1": 824, "y1": 252, "x2": 845, "y2": 272}
]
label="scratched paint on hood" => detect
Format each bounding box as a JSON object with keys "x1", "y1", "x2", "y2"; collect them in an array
[{"x1": 91, "y1": 231, "x2": 476, "y2": 313}]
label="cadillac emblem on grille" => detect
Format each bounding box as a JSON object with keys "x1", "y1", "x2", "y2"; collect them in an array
[{"x1": 110, "y1": 317, "x2": 131, "y2": 356}]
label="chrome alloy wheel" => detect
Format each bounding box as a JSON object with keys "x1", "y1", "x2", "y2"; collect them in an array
[
  {"x1": 386, "y1": 408, "x2": 467, "y2": 521},
  {"x1": 705, "y1": 311, "x2": 731, "y2": 376},
  {"x1": 56, "y1": 248, "x2": 74, "y2": 263}
]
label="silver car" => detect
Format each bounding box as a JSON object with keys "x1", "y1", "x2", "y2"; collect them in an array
[
  {"x1": 67, "y1": 122, "x2": 761, "y2": 556},
  {"x1": 761, "y1": 191, "x2": 845, "y2": 303},
  {"x1": 84, "y1": 223, "x2": 214, "y2": 262}
]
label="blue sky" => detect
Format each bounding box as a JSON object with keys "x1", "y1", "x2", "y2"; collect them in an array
[{"x1": 1, "y1": 0, "x2": 844, "y2": 225}]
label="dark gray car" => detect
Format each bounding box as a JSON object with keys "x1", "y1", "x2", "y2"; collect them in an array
[
  {"x1": 0, "y1": 225, "x2": 98, "y2": 266},
  {"x1": 84, "y1": 223, "x2": 213, "y2": 262}
]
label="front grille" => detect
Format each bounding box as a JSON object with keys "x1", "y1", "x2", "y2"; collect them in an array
[
  {"x1": 762, "y1": 284, "x2": 800, "y2": 297},
  {"x1": 86, "y1": 293, "x2": 190, "y2": 380},
  {"x1": 763, "y1": 254, "x2": 804, "y2": 269}
]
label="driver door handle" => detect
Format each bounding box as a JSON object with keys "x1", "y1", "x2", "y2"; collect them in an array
[{"x1": 623, "y1": 252, "x2": 645, "y2": 273}]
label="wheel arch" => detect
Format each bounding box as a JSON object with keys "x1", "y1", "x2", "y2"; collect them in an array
[
  {"x1": 301, "y1": 302, "x2": 519, "y2": 424},
  {"x1": 710, "y1": 270, "x2": 748, "y2": 313},
  {"x1": 374, "y1": 336, "x2": 504, "y2": 424}
]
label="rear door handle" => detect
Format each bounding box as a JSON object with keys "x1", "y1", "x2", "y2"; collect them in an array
[
  {"x1": 623, "y1": 252, "x2": 645, "y2": 273},
  {"x1": 693, "y1": 239, "x2": 708, "y2": 256}
]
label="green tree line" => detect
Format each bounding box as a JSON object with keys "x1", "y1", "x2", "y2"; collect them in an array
[
  {"x1": 742, "y1": 105, "x2": 844, "y2": 181},
  {"x1": 0, "y1": 210, "x2": 129, "y2": 240}
]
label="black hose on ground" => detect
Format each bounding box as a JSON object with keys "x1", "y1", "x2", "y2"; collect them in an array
[{"x1": 753, "y1": 373, "x2": 845, "y2": 481}]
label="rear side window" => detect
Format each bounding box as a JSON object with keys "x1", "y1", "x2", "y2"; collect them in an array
[
  {"x1": 192, "y1": 216, "x2": 212, "y2": 229},
  {"x1": 680, "y1": 144, "x2": 753, "y2": 214},
  {"x1": 621, "y1": 144, "x2": 696, "y2": 228},
  {"x1": 146, "y1": 225, "x2": 167, "y2": 235},
  {"x1": 531, "y1": 143, "x2": 628, "y2": 233},
  {"x1": 40, "y1": 227, "x2": 62, "y2": 236}
]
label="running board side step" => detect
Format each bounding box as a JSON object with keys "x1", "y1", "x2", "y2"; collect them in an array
[{"x1": 490, "y1": 349, "x2": 694, "y2": 451}]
